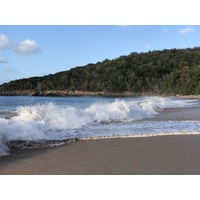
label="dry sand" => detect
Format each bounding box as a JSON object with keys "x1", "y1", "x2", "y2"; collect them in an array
[{"x1": 179, "y1": 95, "x2": 200, "y2": 99}]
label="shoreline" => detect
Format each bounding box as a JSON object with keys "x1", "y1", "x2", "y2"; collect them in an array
[
  {"x1": 0, "y1": 90, "x2": 142, "y2": 97},
  {"x1": 0, "y1": 91, "x2": 200, "y2": 99},
  {"x1": 1, "y1": 135, "x2": 200, "y2": 175},
  {"x1": 0, "y1": 96, "x2": 200, "y2": 175},
  {"x1": 149, "y1": 106, "x2": 200, "y2": 121},
  {"x1": 178, "y1": 95, "x2": 200, "y2": 99}
]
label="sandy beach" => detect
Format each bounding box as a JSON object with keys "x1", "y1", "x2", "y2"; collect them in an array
[
  {"x1": 179, "y1": 95, "x2": 200, "y2": 99},
  {"x1": 0, "y1": 98, "x2": 200, "y2": 175},
  {"x1": 1, "y1": 134, "x2": 200, "y2": 175},
  {"x1": 150, "y1": 106, "x2": 200, "y2": 121}
]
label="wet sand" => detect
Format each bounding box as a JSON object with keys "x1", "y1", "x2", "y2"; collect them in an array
[
  {"x1": 150, "y1": 106, "x2": 200, "y2": 121},
  {"x1": 1, "y1": 104, "x2": 200, "y2": 175},
  {"x1": 1, "y1": 134, "x2": 200, "y2": 175}
]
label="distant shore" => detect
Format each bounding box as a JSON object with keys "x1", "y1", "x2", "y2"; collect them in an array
[
  {"x1": 0, "y1": 89, "x2": 199, "y2": 98},
  {"x1": 0, "y1": 89, "x2": 173, "y2": 97},
  {"x1": 179, "y1": 95, "x2": 200, "y2": 99},
  {"x1": 0, "y1": 90, "x2": 141, "y2": 97}
]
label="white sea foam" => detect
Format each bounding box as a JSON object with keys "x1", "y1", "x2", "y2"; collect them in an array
[{"x1": 0, "y1": 96, "x2": 199, "y2": 156}]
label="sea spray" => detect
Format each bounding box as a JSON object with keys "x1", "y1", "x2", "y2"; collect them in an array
[{"x1": 0, "y1": 96, "x2": 199, "y2": 156}]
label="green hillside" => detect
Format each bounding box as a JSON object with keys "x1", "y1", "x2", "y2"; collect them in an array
[{"x1": 0, "y1": 47, "x2": 200, "y2": 96}]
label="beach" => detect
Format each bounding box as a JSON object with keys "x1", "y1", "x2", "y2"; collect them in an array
[
  {"x1": 1, "y1": 134, "x2": 200, "y2": 175},
  {"x1": 0, "y1": 96, "x2": 200, "y2": 175}
]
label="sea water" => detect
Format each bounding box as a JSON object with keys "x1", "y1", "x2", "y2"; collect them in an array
[{"x1": 0, "y1": 96, "x2": 199, "y2": 156}]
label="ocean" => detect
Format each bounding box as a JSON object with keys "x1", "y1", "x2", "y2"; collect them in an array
[{"x1": 0, "y1": 96, "x2": 199, "y2": 156}]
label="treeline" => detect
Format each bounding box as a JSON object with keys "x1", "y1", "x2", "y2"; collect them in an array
[{"x1": 0, "y1": 47, "x2": 200, "y2": 96}]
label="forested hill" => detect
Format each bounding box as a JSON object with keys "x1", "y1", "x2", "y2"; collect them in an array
[{"x1": 0, "y1": 47, "x2": 200, "y2": 96}]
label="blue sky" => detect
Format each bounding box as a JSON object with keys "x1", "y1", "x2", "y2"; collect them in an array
[
  {"x1": 1, "y1": 0, "x2": 200, "y2": 195},
  {"x1": 0, "y1": 25, "x2": 200, "y2": 84}
]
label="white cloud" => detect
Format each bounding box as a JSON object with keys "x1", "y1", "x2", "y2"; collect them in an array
[
  {"x1": 0, "y1": 34, "x2": 11, "y2": 49},
  {"x1": 179, "y1": 26, "x2": 194, "y2": 34},
  {"x1": 0, "y1": 56, "x2": 7, "y2": 63},
  {"x1": 15, "y1": 39, "x2": 41, "y2": 55}
]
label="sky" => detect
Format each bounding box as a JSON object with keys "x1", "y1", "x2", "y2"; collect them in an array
[
  {"x1": 0, "y1": 25, "x2": 200, "y2": 84},
  {"x1": 1, "y1": 0, "x2": 200, "y2": 196}
]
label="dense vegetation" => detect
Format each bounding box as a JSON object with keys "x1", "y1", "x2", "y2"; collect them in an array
[{"x1": 0, "y1": 47, "x2": 200, "y2": 96}]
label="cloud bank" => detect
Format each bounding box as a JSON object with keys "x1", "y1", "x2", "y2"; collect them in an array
[{"x1": 15, "y1": 39, "x2": 41, "y2": 55}]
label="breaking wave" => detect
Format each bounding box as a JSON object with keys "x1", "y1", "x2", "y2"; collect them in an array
[{"x1": 0, "y1": 96, "x2": 198, "y2": 156}]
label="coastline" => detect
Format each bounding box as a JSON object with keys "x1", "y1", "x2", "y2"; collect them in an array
[
  {"x1": 0, "y1": 90, "x2": 141, "y2": 97},
  {"x1": 148, "y1": 106, "x2": 200, "y2": 121},
  {"x1": 1, "y1": 135, "x2": 200, "y2": 175},
  {"x1": 1, "y1": 105, "x2": 200, "y2": 175},
  {"x1": 0, "y1": 95, "x2": 200, "y2": 175},
  {"x1": 0, "y1": 90, "x2": 200, "y2": 99},
  {"x1": 179, "y1": 95, "x2": 200, "y2": 99}
]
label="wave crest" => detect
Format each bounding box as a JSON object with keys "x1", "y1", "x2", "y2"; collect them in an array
[{"x1": 0, "y1": 96, "x2": 198, "y2": 156}]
